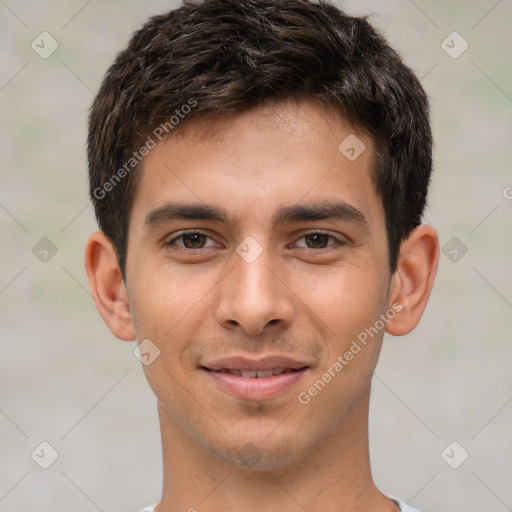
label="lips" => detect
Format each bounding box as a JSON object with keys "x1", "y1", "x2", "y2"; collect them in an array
[
  {"x1": 209, "y1": 368, "x2": 301, "y2": 378},
  {"x1": 202, "y1": 355, "x2": 310, "y2": 373},
  {"x1": 202, "y1": 355, "x2": 311, "y2": 400}
]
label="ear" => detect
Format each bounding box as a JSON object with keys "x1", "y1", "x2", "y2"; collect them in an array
[
  {"x1": 84, "y1": 231, "x2": 136, "y2": 341},
  {"x1": 385, "y1": 224, "x2": 439, "y2": 336}
]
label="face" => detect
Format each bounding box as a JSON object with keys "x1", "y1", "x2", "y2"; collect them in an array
[{"x1": 124, "y1": 100, "x2": 394, "y2": 469}]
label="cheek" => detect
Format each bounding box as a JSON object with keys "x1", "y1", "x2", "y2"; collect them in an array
[
  {"x1": 128, "y1": 269, "x2": 204, "y2": 401},
  {"x1": 128, "y1": 269, "x2": 179, "y2": 339},
  {"x1": 291, "y1": 261, "x2": 388, "y2": 342},
  {"x1": 292, "y1": 265, "x2": 388, "y2": 422},
  {"x1": 128, "y1": 264, "x2": 215, "y2": 347}
]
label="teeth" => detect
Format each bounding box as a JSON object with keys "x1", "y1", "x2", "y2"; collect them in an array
[
  {"x1": 218, "y1": 367, "x2": 292, "y2": 378},
  {"x1": 256, "y1": 370, "x2": 273, "y2": 378}
]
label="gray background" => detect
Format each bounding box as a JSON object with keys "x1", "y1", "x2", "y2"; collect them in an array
[{"x1": 1, "y1": 0, "x2": 511, "y2": 511}]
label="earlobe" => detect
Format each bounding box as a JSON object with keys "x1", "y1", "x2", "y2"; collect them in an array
[
  {"x1": 385, "y1": 224, "x2": 439, "y2": 336},
  {"x1": 84, "y1": 231, "x2": 136, "y2": 341}
]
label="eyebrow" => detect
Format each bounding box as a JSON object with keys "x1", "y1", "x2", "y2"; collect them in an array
[{"x1": 144, "y1": 200, "x2": 369, "y2": 229}]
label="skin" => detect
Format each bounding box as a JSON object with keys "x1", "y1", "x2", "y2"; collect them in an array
[{"x1": 85, "y1": 99, "x2": 439, "y2": 512}]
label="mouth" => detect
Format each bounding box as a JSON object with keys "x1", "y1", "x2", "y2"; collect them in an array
[
  {"x1": 204, "y1": 367, "x2": 306, "y2": 378},
  {"x1": 201, "y1": 356, "x2": 311, "y2": 400}
]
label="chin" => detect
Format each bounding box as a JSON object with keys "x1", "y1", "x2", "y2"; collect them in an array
[{"x1": 205, "y1": 432, "x2": 308, "y2": 471}]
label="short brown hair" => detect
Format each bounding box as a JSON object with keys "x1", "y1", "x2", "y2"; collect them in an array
[{"x1": 88, "y1": 0, "x2": 432, "y2": 277}]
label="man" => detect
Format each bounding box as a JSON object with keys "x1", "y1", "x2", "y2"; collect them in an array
[{"x1": 84, "y1": 0, "x2": 439, "y2": 510}]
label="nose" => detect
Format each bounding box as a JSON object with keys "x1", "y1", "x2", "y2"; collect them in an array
[{"x1": 214, "y1": 242, "x2": 295, "y2": 335}]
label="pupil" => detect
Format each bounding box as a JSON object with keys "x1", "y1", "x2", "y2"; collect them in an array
[
  {"x1": 184, "y1": 233, "x2": 205, "y2": 248},
  {"x1": 306, "y1": 233, "x2": 328, "y2": 248}
]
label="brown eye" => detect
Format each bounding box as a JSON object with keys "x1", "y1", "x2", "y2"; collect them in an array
[
  {"x1": 168, "y1": 231, "x2": 216, "y2": 250},
  {"x1": 294, "y1": 231, "x2": 340, "y2": 250},
  {"x1": 304, "y1": 233, "x2": 331, "y2": 249},
  {"x1": 181, "y1": 232, "x2": 207, "y2": 248}
]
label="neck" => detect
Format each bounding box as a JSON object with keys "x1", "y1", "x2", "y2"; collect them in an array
[{"x1": 155, "y1": 388, "x2": 395, "y2": 512}]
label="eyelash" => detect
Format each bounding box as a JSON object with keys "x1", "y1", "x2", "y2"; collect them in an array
[{"x1": 166, "y1": 229, "x2": 345, "y2": 252}]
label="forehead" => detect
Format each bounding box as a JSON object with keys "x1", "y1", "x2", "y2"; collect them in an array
[{"x1": 130, "y1": 99, "x2": 384, "y2": 233}]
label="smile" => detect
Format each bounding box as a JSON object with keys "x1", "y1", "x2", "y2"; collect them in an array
[
  {"x1": 202, "y1": 362, "x2": 310, "y2": 400},
  {"x1": 208, "y1": 367, "x2": 303, "y2": 378}
]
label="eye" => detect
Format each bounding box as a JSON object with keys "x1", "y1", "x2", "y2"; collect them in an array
[
  {"x1": 294, "y1": 230, "x2": 343, "y2": 250},
  {"x1": 165, "y1": 229, "x2": 345, "y2": 252},
  {"x1": 167, "y1": 230, "x2": 217, "y2": 250}
]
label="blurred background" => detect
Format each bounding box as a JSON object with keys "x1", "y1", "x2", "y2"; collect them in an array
[{"x1": 1, "y1": 1, "x2": 511, "y2": 511}]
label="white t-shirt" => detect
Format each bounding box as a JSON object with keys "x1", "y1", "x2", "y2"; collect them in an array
[{"x1": 140, "y1": 499, "x2": 419, "y2": 511}]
